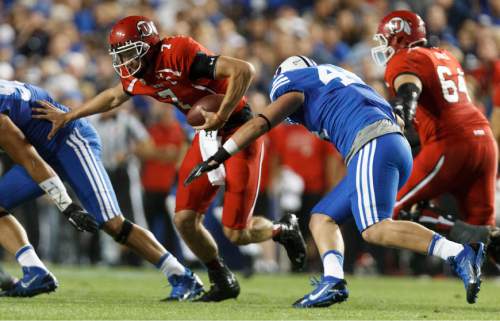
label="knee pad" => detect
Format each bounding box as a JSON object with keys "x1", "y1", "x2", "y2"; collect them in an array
[{"x1": 114, "y1": 219, "x2": 134, "y2": 244}]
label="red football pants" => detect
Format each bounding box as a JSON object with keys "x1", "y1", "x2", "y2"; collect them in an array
[
  {"x1": 175, "y1": 133, "x2": 264, "y2": 230},
  {"x1": 394, "y1": 136, "x2": 497, "y2": 226}
]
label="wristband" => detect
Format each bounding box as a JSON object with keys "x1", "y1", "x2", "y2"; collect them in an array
[
  {"x1": 257, "y1": 113, "x2": 272, "y2": 132},
  {"x1": 222, "y1": 138, "x2": 239, "y2": 155}
]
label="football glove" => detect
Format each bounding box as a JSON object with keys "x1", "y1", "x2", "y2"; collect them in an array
[
  {"x1": 391, "y1": 82, "x2": 420, "y2": 126},
  {"x1": 389, "y1": 97, "x2": 407, "y2": 120},
  {"x1": 184, "y1": 157, "x2": 221, "y2": 186},
  {"x1": 62, "y1": 203, "x2": 99, "y2": 233}
]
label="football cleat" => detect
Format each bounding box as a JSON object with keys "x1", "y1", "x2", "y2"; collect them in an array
[
  {"x1": 486, "y1": 227, "x2": 500, "y2": 269},
  {"x1": 273, "y1": 213, "x2": 307, "y2": 271},
  {"x1": 164, "y1": 269, "x2": 204, "y2": 301},
  {"x1": 449, "y1": 242, "x2": 485, "y2": 304},
  {"x1": 195, "y1": 266, "x2": 240, "y2": 302},
  {"x1": 293, "y1": 277, "x2": 348, "y2": 308},
  {"x1": 0, "y1": 266, "x2": 58, "y2": 297}
]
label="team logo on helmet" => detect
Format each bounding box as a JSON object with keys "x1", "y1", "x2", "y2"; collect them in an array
[
  {"x1": 137, "y1": 20, "x2": 158, "y2": 37},
  {"x1": 387, "y1": 17, "x2": 411, "y2": 35}
]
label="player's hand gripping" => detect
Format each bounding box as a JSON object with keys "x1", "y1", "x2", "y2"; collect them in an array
[
  {"x1": 193, "y1": 109, "x2": 227, "y2": 131},
  {"x1": 32, "y1": 100, "x2": 70, "y2": 140},
  {"x1": 389, "y1": 97, "x2": 415, "y2": 128},
  {"x1": 184, "y1": 157, "x2": 221, "y2": 186},
  {"x1": 62, "y1": 203, "x2": 99, "y2": 233}
]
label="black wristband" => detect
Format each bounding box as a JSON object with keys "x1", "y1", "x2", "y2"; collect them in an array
[
  {"x1": 257, "y1": 113, "x2": 272, "y2": 132},
  {"x1": 211, "y1": 147, "x2": 231, "y2": 164}
]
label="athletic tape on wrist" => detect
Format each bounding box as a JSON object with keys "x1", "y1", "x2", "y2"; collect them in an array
[
  {"x1": 222, "y1": 138, "x2": 239, "y2": 155},
  {"x1": 39, "y1": 176, "x2": 72, "y2": 211}
]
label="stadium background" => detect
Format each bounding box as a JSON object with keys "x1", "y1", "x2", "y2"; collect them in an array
[{"x1": 0, "y1": 0, "x2": 499, "y2": 277}]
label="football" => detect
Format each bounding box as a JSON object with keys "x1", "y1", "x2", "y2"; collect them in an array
[{"x1": 186, "y1": 94, "x2": 225, "y2": 126}]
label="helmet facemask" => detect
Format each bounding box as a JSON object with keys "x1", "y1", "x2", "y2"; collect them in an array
[
  {"x1": 371, "y1": 34, "x2": 395, "y2": 66},
  {"x1": 110, "y1": 40, "x2": 150, "y2": 78}
]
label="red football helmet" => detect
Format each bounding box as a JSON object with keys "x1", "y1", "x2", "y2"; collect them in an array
[
  {"x1": 108, "y1": 16, "x2": 160, "y2": 78},
  {"x1": 371, "y1": 10, "x2": 427, "y2": 66}
]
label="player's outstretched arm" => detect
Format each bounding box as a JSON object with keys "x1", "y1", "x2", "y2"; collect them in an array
[
  {"x1": 0, "y1": 114, "x2": 58, "y2": 183},
  {"x1": 194, "y1": 56, "x2": 255, "y2": 131},
  {"x1": 0, "y1": 114, "x2": 98, "y2": 233},
  {"x1": 33, "y1": 83, "x2": 129, "y2": 139},
  {"x1": 184, "y1": 92, "x2": 304, "y2": 185}
]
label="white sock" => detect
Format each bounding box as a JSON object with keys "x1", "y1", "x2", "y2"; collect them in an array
[
  {"x1": 156, "y1": 253, "x2": 186, "y2": 278},
  {"x1": 15, "y1": 245, "x2": 48, "y2": 271},
  {"x1": 323, "y1": 250, "x2": 344, "y2": 280},
  {"x1": 429, "y1": 234, "x2": 464, "y2": 260}
]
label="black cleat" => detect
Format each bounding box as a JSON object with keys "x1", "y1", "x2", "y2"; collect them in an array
[
  {"x1": 195, "y1": 266, "x2": 240, "y2": 302},
  {"x1": 273, "y1": 213, "x2": 307, "y2": 271},
  {"x1": 0, "y1": 269, "x2": 16, "y2": 292},
  {"x1": 486, "y1": 227, "x2": 500, "y2": 269}
]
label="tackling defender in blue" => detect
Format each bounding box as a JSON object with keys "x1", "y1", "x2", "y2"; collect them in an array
[
  {"x1": 0, "y1": 82, "x2": 98, "y2": 297},
  {"x1": 0, "y1": 79, "x2": 203, "y2": 300},
  {"x1": 185, "y1": 56, "x2": 486, "y2": 307}
]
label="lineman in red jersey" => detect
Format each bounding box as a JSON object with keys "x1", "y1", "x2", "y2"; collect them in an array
[
  {"x1": 35, "y1": 16, "x2": 306, "y2": 301},
  {"x1": 372, "y1": 11, "x2": 499, "y2": 253}
]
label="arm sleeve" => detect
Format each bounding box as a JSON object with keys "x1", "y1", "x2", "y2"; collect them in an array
[{"x1": 189, "y1": 53, "x2": 219, "y2": 80}]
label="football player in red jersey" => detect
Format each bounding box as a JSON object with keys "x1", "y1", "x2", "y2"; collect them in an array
[
  {"x1": 36, "y1": 16, "x2": 306, "y2": 301},
  {"x1": 372, "y1": 11, "x2": 500, "y2": 256}
]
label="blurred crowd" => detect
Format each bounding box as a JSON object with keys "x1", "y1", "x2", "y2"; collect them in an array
[{"x1": 0, "y1": 0, "x2": 499, "y2": 275}]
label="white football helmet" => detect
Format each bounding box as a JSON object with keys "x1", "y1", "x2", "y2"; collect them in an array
[{"x1": 275, "y1": 55, "x2": 317, "y2": 76}]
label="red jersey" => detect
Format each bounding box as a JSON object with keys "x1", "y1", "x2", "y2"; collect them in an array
[
  {"x1": 120, "y1": 36, "x2": 246, "y2": 115},
  {"x1": 141, "y1": 121, "x2": 186, "y2": 192},
  {"x1": 270, "y1": 124, "x2": 336, "y2": 194},
  {"x1": 385, "y1": 47, "x2": 490, "y2": 145}
]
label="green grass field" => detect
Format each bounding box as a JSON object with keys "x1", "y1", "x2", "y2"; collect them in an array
[{"x1": 1, "y1": 265, "x2": 500, "y2": 320}]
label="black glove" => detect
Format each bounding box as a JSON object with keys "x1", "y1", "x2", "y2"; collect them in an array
[
  {"x1": 184, "y1": 157, "x2": 221, "y2": 186},
  {"x1": 62, "y1": 203, "x2": 99, "y2": 233},
  {"x1": 389, "y1": 97, "x2": 413, "y2": 125},
  {"x1": 389, "y1": 97, "x2": 404, "y2": 118}
]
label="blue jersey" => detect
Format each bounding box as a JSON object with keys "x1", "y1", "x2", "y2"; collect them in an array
[
  {"x1": 0, "y1": 80, "x2": 81, "y2": 158},
  {"x1": 269, "y1": 64, "x2": 395, "y2": 159}
]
